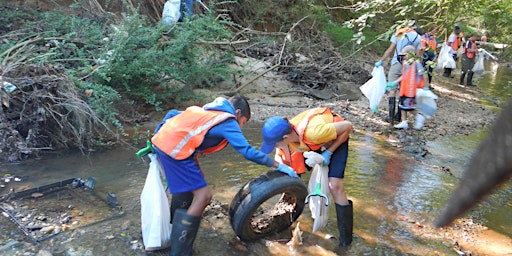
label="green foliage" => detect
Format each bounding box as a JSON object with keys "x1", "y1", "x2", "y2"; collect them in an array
[
  {"x1": 96, "y1": 13, "x2": 236, "y2": 108},
  {"x1": 75, "y1": 81, "x2": 123, "y2": 131}
]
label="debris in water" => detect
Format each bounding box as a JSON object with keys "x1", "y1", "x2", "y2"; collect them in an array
[
  {"x1": 31, "y1": 193, "x2": 44, "y2": 198},
  {"x1": 287, "y1": 222, "x2": 302, "y2": 246}
]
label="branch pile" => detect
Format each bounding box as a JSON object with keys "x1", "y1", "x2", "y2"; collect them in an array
[
  {"x1": 226, "y1": 19, "x2": 371, "y2": 92},
  {"x1": 0, "y1": 63, "x2": 99, "y2": 162}
]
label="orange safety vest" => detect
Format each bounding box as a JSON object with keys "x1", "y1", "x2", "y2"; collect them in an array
[
  {"x1": 462, "y1": 40, "x2": 477, "y2": 59},
  {"x1": 399, "y1": 62, "x2": 424, "y2": 97},
  {"x1": 421, "y1": 33, "x2": 437, "y2": 51},
  {"x1": 451, "y1": 33, "x2": 463, "y2": 51},
  {"x1": 396, "y1": 27, "x2": 415, "y2": 37},
  {"x1": 276, "y1": 108, "x2": 344, "y2": 175},
  {"x1": 151, "y1": 106, "x2": 235, "y2": 160}
]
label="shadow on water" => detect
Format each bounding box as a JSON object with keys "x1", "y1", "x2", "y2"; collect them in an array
[{"x1": 0, "y1": 63, "x2": 511, "y2": 255}]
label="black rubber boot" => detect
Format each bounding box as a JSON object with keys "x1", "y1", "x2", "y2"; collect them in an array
[
  {"x1": 460, "y1": 72, "x2": 466, "y2": 85},
  {"x1": 170, "y1": 209, "x2": 201, "y2": 256},
  {"x1": 386, "y1": 97, "x2": 396, "y2": 123},
  {"x1": 443, "y1": 68, "x2": 452, "y2": 78},
  {"x1": 467, "y1": 71, "x2": 474, "y2": 86},
  {"x1": 170, "y1": 192, "x2": 194, "y2": 223},
  {"x1": 394, "y1": 106, "x2": 402, "y2": 122},
  {"x1": 335, "y1": 200, "x2": 353, "y2": 247}
]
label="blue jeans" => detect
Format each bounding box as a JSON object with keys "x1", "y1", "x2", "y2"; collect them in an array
[{"x1": 180, "y1": 0, "x2": 193, "y2": 21}]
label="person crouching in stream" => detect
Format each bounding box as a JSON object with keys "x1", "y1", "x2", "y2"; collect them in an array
[
  {"x1": 151, "y1": 94, "x2": 298, "y2": 256},
  {"x1": 386, "y1": 45, "x2": 429, "y2": 130},
  {"x1": 260, "y1": 108, "x2": 354, "y2": 246}
]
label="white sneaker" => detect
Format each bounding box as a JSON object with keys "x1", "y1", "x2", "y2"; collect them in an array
[
  {"x1": 414, "y1": 114, "x2": 425, "y2": 130},
  {"x1": 394, "y1": 120, "x2": 408, "y2": 129}
]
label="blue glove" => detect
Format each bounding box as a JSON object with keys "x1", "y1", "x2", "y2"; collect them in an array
[
  {"x1": 385, "y1": 81, "x2": 398, "y2": 91},
  {"x1": 321, "y1": 150, "x2": 333, "y2": 166},
  {"x1": 375, "y1": 60, "x2": 382, "y2": 67},
  {"x1": 276, "y1": 163, "x2": 298, "y2": 178}
]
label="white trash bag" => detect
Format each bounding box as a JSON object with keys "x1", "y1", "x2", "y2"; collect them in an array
[
  {"x1": 360, "y1": 66, "x2": 387, "y2": 112},
  {"x1": 162, "y1": 0, "x2": 180, "y2": 25},
  {"x1": 472, "y1": 52, "x2": 485, "y2": 75},
  {"x1": 141, "y1": 153, "x2": 172, "y2": 251},
  {"x1": 436, "y1": 43, "x2": 456, "y2": 71},
  {"x1": 416, "y1": 89, "x2": 438, "y2": 119},
  {"x1": 306, "y1": 164, "x2": 330, "y2": 232}
]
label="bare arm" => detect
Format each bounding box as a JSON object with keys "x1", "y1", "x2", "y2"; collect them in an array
[
  {"x1": 380, "y1": 42, "x2": 397, "y2": 62},
  {"x1": 326, "y1": 121, "x2": 353, "y2": 153}
]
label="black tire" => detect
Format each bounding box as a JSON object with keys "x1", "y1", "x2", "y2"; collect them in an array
[{"x1": 229, "y1": 170, "x2": 308, "y2": 241}]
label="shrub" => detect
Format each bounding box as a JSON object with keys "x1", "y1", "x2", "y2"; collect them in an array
[{"x1": 96, "y1": 13, "x2": 237, "y2": 109}]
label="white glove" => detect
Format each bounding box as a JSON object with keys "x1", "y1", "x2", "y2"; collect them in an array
[{"x1": 304, "y1": 151, "x2": 324, "y2": 168}]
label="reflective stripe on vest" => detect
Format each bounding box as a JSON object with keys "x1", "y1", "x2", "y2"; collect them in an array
[
  {"x1": 400, "y1": 62, "x2": 424, "y2": 97},
  {"x1": 276, "y1": 149, "x2": 306, "y2": 175},
  {"x1": 151, "y1": 106, "x2": 235, "y2": 160},
  {"x1": 280, "y1": 108, "x2": 344, "y2": 174},
  {"x1": 295, "y1": 108, "x2": 332, "y2": 151}
]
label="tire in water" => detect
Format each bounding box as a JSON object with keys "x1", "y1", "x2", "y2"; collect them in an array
[{"x1": 229, "y1": 171, "x2": 308, "y2": 241}]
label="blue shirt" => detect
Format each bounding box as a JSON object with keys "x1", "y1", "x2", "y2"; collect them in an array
[
  {"x1": 155, "y1": 97, "x2": 274, "y2": 167},
  {"x1": 391, "y1": 31, "x2": 422, "y2": 65}
]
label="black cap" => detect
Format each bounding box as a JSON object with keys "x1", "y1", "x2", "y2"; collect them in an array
[{"x1": 454, "y1": 25, "x2": 460, "y2": 30}]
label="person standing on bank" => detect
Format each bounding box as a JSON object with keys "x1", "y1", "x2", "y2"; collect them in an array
[
  {"x1": 260, "y1": 108, "x2": 354, "y2": 246},
  {"x1": 443, "y1": 25, "x2": 463, "y2": 78},
  {"x1": 151, "y1": 94, "x2": 298, "y2": 256},
  {"x1": 460, "y1": 33, "x2": 479, "y2": 86},
  {"x1": 375, "y1": 24, "x2": 422, "y2": 124},
  {"x1": 420, "y1": 27, "x2": 439, "y2": 84},
  {"x1": 386, "y1": 45, "x2": 428, "y2": 130}
]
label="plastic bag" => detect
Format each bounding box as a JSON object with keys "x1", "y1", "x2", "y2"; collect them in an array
[
  {"x1": 304, "y1": 151, "x2": 324, "y2": 168},
  {"x1": 415, "y1": 89, "x2": 438, "y2": 119},
  {"x1": 472, "y1": 52, "x2": 485, "y2": 74},
  {"x1": 359, "y1": 66, "x2": 386, "y2": 112},
  {"x1": 162, "y1": 0, "x2": 180, "y2": 25},
  {"x1": 307, "y1": 164, "x2": 330, "y2": 232},
  {"x1": 141, "y1": 153, "x2": 172, "y2": 250},
  {"x1": 436, "y1": 43, "x2": 456, "y2": 71}
]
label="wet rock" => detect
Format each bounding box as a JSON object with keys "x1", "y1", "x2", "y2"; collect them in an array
[
  {"x1": 36, "y1": 249, "x2": 53, "y2": 256},
  {"x1": 31, "y1": 193, "x2": 44, "y2": 198},
  {"x1": 39, "y1": 225, "x2": 55, "y2": 234}
]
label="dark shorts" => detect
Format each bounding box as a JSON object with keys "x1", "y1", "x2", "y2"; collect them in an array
[
  {"x1": 155, "y1": 148, "x2": 207, "y2": 194},
  {"x1": 328, "y1": 139, "x2": 349, "y2": 179},
  {"x1": 399, "y1": 96, "x2": 416, "y2": 111}
]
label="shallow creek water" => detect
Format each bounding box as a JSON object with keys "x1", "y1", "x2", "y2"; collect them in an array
[{"x1": 0, "y1": 62, "x2": 511, "y2": 255}]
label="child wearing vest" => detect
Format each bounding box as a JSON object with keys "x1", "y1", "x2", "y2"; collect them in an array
[
  {"x1": 386, "y1": 45, "x2": 429, "y2": 130},
  {"x1": 460, "y1": 33, "x2": 479, "y2": 86}
]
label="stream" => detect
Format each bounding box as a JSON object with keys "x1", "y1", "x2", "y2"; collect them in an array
[{"x1": 0, "y1": 61, "x2": 511, "y2": 255}]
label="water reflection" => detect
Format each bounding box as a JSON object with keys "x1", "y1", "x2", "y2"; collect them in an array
[
  {"x1": 1, "y1": 63, "x2": 512, "y2": 255},
  {"x1": 479, "y1": 61, "x2": 512, "y2": 107}
]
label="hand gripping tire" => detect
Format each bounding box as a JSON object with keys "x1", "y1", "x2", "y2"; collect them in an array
[{"x1": 229, "y1": 171, "x2": 308, "y2": 241}]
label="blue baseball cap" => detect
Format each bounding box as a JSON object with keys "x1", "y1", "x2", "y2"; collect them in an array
[{"x1": 260, "y1": 116, "x2": 291, "y2": 154}]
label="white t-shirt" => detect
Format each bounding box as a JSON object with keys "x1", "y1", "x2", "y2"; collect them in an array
[{"x1": 448, "y1": 32, "x2": 458, "y2": 54}]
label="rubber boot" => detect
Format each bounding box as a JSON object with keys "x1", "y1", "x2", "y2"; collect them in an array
[
  {"x1": 413, "y1": 113, "x2": 425, "y2": 130},
  {"x1": 394, "y1": 106, "x2": 402, "y2": 122},
  {"x1": 170, "y1": 192, "x2": 194, "y2": 223},
  {"x1": 335, "y1": 200, "x2": 353, "y2": 247},
  {"x1": 467, "y1": 71, "x2": 474, "y2": 86},
  {"x1": 443, "y1": 68, "x2": 452, "y2": 78},
  {"x1": 459, "y1": 72, "x2": 466, "y2": 85},
  {"x1": 386, "y1": 97, "x2": 396, "y2": 123},
  {"x1": 170, "y1": 209, "x2": 201, "y2": 256}
]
